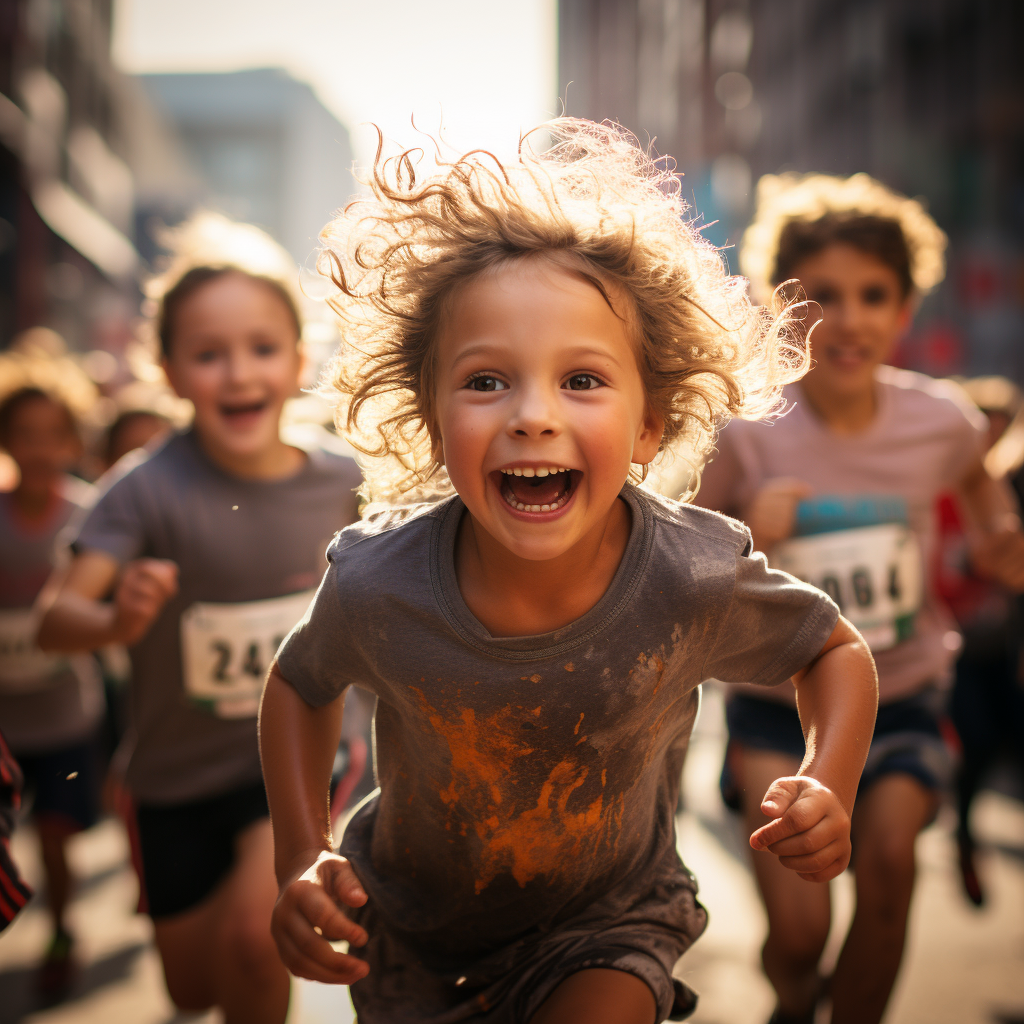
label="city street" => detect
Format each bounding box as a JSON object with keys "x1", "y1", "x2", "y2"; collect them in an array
[{"x1": 1, "y1": 687, "x2": 1022, "y2": 1024}]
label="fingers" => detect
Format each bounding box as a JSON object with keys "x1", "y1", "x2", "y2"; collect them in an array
[
  {"x1": 274, "y1": 927, "x2": 370, "y2": 985},
  {"x1": 130, "y1": 559, "x2": 180, "y2": 598},
  {"x1": 270, "y1": 853, "x2": 371, "y2": 985},
  {"x1": 777, "y1": 837, "x2": 849, "y2": 876},
  {"x1": 320, "y1": 857, "x2": 368, "y2": 908}
]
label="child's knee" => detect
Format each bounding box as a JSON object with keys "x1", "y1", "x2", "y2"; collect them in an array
[
  {"x1": 856, "y1": 837, "x2": 917, "y2": 910},
  {"x1": 221, "y1": 911, "x2": 282, "y2": 981},
  {"x1": 765, "y1": 914, "x2": 829, "y2": 965}
]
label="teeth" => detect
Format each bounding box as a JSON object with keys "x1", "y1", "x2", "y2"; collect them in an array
[
  {"x1": 500, "y1": 466, "x2": 572, "y2": 475},
  {"x1": 521, "y1": 468, "x2": 535, "y2": 477},
  {"x1": 535, "y1": 468, "x2": 549, "y2": 477}
]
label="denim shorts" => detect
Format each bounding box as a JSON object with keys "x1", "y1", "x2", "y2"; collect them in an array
[{"x1": 720, "y1": 689, "x2": 952, "y2": 810}]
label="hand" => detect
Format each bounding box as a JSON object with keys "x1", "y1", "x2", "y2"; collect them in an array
[
  {"x1": 112, "y1": 559, "x2": 178, "y2": 645},
  {"x1": 272, "y1": 851, "x2": 370, "y2": 985},
  {"x1": 745, "y1": 478, "x2": 813, "y2": 553},
  {"x1": 968, "y1": 517, "x2": 1024, "y2": 591},
  {"x1": 749, "y1": 775, "x2": 852, "y2": 883}
]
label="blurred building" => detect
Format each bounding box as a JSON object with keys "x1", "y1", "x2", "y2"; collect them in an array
[
  {"x1": 139, "y1": 69, "x2": 358, "y2": 269},
  {"x1": 559, "y1": 0, "x2": 1024, "y2": 383},
  {"x1": 0, "y1": 0, "x2": 191, "y2": 353}
]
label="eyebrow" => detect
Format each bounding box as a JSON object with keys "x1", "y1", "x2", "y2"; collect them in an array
[{"x1": 449, "y1": 343, "x2": 627, "y2": 370}]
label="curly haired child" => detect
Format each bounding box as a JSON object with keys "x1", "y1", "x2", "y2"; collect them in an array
[
  {"x1": 697, "y1": 173, "x2": 1024, "y2": 1024},
  {"x1": 260, "y1": 121, "x2": 879, "y2": 1024}
]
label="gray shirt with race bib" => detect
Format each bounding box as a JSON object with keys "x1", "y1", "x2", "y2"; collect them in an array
[
  {"x1": 275, "y1": 487, "x2": 837, "y2": 1011},
  {"x1": 73, "y1": 429, "x2": 363, "y2": 804}
]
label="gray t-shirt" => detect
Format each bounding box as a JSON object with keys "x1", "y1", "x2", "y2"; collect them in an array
[
  {"x1": 74, "y1": 429, "x2": 362, "y2": 804},
  {"x1": 277, "y1": 486, "x2": 837, "y2": 964},
  {"x1": 0, "y1": 480, "x2": 103, "y2": 753}
]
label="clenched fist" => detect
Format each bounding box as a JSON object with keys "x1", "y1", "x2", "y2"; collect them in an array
[{"x1": 112, "y1": 558, "x2": 179, "y2": 645}]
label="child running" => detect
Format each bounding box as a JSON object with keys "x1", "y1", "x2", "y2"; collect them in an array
[
  {"x1": 37, "y1": 214, "x2": 363, "y2": 1024},
  {"x1": 0, "y1": 363, "x2": 101, "y2": 996},
  {"x1": 696, "y1": 173, "x2": 1024, "y2": 1024},
  {"x1": 259, "y1": 120, "x2": 879, "y2": 1024}
]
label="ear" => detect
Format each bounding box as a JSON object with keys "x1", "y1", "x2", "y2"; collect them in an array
[
  {"x1": 632, "y1": 405, "x2": 665, "y2": 466},
  {"x1": 430, "y1": 435, "x2": 445, "y2": 467}
]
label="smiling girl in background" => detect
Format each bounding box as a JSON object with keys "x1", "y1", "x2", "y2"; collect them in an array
[
  {"x1": 36, "y1": 215, "x2": 363, "y2": 1024},
  {"x1": 259, "y1": 120, "x2": 879, "y2": 1024},
  {"x1": 697, "y1": 174, "x2": 1024, "y2": 1024}
]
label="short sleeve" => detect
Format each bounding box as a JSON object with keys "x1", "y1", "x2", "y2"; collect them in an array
[
  {"x1": 939, "y1": 389, "x2": 987, "y2": 490},
  {"x1": 72, "y1": 469, "x2": 148, "y2": 564},
  {"x1": 702, "y1": 535, "x2": 839, "y2": 686},
  {"x1": 274, "y1": 544, "x2": 369, "y2": 708}
]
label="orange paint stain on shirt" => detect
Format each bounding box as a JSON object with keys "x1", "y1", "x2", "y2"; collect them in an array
[{"x1": 411, "y1": 688, "x2": 625, "y2": 895}]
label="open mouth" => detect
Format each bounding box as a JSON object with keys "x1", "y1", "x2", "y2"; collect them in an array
[
  {"x1": 497, "y1": 466, "x2": 578, "y2": 514},
  {"x1": 219, "y1": 400, "x2": 268, "y2": 423}
]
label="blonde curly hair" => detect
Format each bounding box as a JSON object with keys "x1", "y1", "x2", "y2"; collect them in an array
[
  {"x1": 741, "y1": 172, "x2": 948, "y2": 304},
  {"x1": 320, "y1": 118, "x2": 810, "y2": 504}
]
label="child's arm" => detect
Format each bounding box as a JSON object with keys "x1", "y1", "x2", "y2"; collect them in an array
[
  {"x1": 36, "y1": 552, "x2": 178, "y2": 652},
  {"x1": 749, "y1": 616, "x2": 877, "y2": 882},
  {"x1": 259, "y1": 665, "x2": 370, "y2": 985},
  {"x1": 956, "y1": 460, "x2": 1024, "y2": 590}
]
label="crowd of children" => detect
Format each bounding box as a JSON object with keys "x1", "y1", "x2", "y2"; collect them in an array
[{"x1": 0, "y1": 120, "x2": 1021, "y2": 1024}]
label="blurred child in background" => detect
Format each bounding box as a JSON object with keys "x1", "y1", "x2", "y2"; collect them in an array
[
  {"x1": 0, "y1": 353, "x2": 103, "y2": 997},
  {"x1": 696, "y1": 174, "x2": 1024, "y2": 1024},
  {"x1": 37, "y1": 214, "x2": 364, "y2": 1024},
  {"x1": 935, "y1": 376, "x2": 1024, "y2": 906}
]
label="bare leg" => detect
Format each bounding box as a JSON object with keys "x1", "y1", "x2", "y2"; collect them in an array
[
  {"x1": 529, "y1": 968, "x2": 657, "y2": 1024},
  {"x1": 735, "y1": 747, "x2": 831, "y2": 1020},
  {"x1": 829, "y1": 774, "x2": 937, "y2": 1024},
  {"x1": 153, "y1": 818, "x2": 289, "y2": 1024},
  {"x1": 35, "y1": 816, "x2": 75, "y2": 933}
]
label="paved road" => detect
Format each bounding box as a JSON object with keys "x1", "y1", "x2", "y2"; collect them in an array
[{"x1": 1, "y1": 687, "x2": 1021, "y2": 1024}]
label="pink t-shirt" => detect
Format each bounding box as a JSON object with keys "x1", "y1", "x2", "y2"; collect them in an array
[{"x1": 696, "y1": 365, "x2": 986, "y2": 705}]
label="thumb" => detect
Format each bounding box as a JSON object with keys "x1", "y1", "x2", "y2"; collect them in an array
[{"x1": 760, "y1": 777, "x2": 800, "y2": 820}]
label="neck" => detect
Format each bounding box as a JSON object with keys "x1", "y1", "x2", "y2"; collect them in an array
[
  {"x1": 456, "y1": 497, "x2": 631, "y2": 637},
  {"x1": 198, "y1": 434, "x2": 305, "y2": 481},
  {"x1": 799, "y1": 375, "x2": 878, "y2": 436}
]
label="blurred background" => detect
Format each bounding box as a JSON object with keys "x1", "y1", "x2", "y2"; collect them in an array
[{"x1": 0, "y1": 2, "x2": 1022, "y2": 1023}]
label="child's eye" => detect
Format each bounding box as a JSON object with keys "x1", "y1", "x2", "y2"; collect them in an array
[
  {"x1": 862, "y1": 285, "x2": 891, "y2": 305},
  {"x1": 254, "y1": 342, "x2": 280, "y2": 357},
  {"x1": 809, "y1": 288, "x2": 838, "y2": 306},
  {"x1": 466, "y1": 376, "x2": 507, "y2": 392},
  {"x1": 194, "y1": 350, "x2": 220, "y2": 364},
  {"x1": 564, "y1": 374, "x2": 603, "y2": 391}
]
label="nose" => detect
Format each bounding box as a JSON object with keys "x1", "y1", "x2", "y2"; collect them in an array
[
  {"x1": 225, "y1": 347, "x2": 255, "y2": 386},
  {"x1": 833, "y1": 295, "x2": 863, "y2": 332},
  {"x1": 506, "y1": 382, "x2": 562, "y2": 439}
]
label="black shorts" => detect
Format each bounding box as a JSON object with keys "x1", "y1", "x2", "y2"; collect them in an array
[
  {"x1": 17, "y1": 738, "x2": 100, "y2": 832},
  {"x1": 134, "y1": 780, "x2": 269, "y2": 919},
  {"x1": 721, "y1": 688, "x2": 952, "y2": 810}
]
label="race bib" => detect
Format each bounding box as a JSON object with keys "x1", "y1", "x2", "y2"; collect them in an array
[
  {"x1": 180, "y1": 590, "x2": 314, "y2": 719},
  {"x1": 0, "y1": 608, "x2": 69, "y2": 693},
  {"x1": 772, "y1": 522, "x2": 922, "y2": 651}
]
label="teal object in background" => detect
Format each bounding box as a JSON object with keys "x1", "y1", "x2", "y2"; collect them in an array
[{"x1": 793, "y1": 495, "x2": 909, "y2": 537}]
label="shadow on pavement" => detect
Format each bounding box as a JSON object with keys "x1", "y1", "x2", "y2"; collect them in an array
[{"x1": 0, "y1": 942, "x2": 146, "y2": 1024}]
